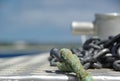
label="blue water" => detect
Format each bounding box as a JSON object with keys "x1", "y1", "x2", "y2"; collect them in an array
[{"x1": 0, "y1": 49, "x2": 43, "y2": 58}]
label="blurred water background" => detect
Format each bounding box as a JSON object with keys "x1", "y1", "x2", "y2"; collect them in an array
[{"x1": 0, "y1": 0, "x2": 120, "y2": 56}]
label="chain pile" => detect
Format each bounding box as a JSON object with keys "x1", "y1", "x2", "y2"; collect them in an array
[{"x1": 49, "y1": 33, "x2": 120, "y2": 71}]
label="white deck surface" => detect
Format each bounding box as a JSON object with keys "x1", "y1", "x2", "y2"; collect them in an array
[{"x1": 0, "y1": 52, "x2": 120, "y2": 81}]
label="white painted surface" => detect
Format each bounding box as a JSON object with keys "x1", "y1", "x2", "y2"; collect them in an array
[{"x1": 0, "y1": 52, "x2": 119, "y2": 81}]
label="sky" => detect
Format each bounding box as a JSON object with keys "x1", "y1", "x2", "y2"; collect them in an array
[{"x1": 0, "y1": 0, "x2": 120, "y2": 43}]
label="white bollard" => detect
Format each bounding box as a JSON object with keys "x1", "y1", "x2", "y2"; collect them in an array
[{"x1": 71, "y1": 13, "x2": 120, "y2": 40}]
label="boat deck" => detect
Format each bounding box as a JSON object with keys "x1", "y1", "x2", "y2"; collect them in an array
[{"x1": 0, "y1": 52, "x2": 120, "y2": 81}]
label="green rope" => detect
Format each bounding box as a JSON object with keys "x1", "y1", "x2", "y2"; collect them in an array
[{"x1": 56, "y1": 48, "x2": 94, "y2": 81}]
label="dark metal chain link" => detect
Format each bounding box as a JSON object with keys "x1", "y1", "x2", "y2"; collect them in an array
[{"x1": 49, "y1": 33, "x2": 120, "y2": 71}]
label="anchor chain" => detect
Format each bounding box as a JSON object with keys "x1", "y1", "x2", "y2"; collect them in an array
[{"x1": 49, "y1": 33, "x2": 120, "y2": 80}]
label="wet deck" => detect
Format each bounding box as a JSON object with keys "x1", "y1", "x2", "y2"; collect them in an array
[{"x1": 0, "y1": 52, "x2": 120, "y2": 81}]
